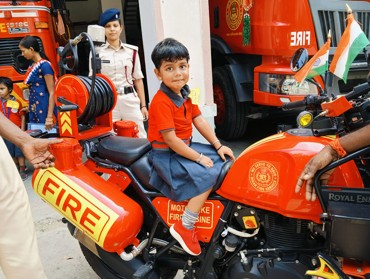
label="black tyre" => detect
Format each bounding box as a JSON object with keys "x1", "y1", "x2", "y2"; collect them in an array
[
  {"x1": 80, "y1": 243, "x2": 128, "y2": 279},
  {"x1": 79, "y1": 243, "x2": 177, "y2": 279},
  {"x1": 79, "y1": 243, "x2": 159, "y2": 279},
  {"x1": 212, "y1": 66, "x2": 249, "y2": 140}
]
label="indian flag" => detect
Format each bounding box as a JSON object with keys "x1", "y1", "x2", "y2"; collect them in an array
[
  {"x1": 329, "y1": 12, "x2": 370, "y2": 83},
  {"x1": 294, "y1": 35, "x2": 331, "y2": 84}
]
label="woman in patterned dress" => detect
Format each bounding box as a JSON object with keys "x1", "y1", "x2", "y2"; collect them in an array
[{"x1": 19, "y1": 35, "x2": 57, "y2": 131}]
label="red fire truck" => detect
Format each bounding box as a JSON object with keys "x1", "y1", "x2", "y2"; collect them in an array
[
  {"x1": 209, "y1": 0, "x2": 370, "y2": 139},
  {"x1": 0, "y1": 0, "x2": 70, "y2": 107}
]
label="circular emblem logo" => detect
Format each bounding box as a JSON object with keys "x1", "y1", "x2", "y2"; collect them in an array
[
  {"x1": 226, "y1": 0, "x2": 243, "y2": 31},
  {"x1": 249, "y1": 161, "x2": 279, "y2": 192}
]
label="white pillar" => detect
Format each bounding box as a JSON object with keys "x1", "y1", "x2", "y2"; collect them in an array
[{"x1": 139, "y1": 0, "x2": 216, "y2": 143}]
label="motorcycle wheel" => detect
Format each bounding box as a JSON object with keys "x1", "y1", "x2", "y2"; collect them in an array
[
  {"x1": 80, "y1": 243, "x2": 128, "y2": 279},
  {"x1": 79, "y1": 243, "x2": 177, "y2": 279},
  {"x1": 212, "y1": 66, "x2": 249, "y2": 140}
]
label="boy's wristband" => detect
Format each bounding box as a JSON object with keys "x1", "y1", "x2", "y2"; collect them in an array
[
  {"x1": 216, "y1": 145, "x2": 224, "y2": 151},
  {"x1": 328, "y1": 138, "x2": 347, "y2": 158}
]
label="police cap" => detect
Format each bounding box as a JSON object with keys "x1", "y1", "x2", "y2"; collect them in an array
[{"x1": 98, "y1": 8, "x2": 120, "y2": 27}]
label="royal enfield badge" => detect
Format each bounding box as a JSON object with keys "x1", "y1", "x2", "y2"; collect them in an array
[{"x1": 249, "y1": 161, "x2": 279, "y2": 192}]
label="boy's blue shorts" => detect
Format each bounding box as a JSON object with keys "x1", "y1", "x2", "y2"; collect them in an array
[{"x1": 3, "y1": 138, "x2": 24, "y2": 158}]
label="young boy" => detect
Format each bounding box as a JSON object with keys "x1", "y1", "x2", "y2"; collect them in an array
[
  {"x1": 148, "y1": 38, "x2": 235, "y2": 256},
  {"x1": 0, "y1": 76, "x2": 28, "y2": 180}
]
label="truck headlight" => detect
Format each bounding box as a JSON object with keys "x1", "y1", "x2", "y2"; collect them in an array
[{"x1": 259, "y1": 73, "x2": 319, "y2": 96}]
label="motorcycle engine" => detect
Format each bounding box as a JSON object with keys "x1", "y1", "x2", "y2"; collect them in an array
[
  {"x1": 222, "y1": 205, "x2": 323, "y2": 278},
  {"x1": 226, "y1": 256, "x2": 309, "y2": 279}
]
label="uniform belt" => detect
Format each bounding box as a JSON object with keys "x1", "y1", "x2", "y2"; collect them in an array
[
  {"x1": 151, "y1": 139, "x2": 191, "y2": 150},
  {"x1": 117, "y1": 86, "x2": 134, "y2": 95}
]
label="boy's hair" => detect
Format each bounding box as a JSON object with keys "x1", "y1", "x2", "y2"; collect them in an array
[
  {"x1": 151, "y1": 38, "x2": 190, "y2": 69},
  {"x1": 0, "y1": 76, "x2": 13, "y2": 92}
]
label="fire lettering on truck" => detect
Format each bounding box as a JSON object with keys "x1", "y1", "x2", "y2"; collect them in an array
[
  {"x1": 0, "y1": 23, "x2": 6, "y2": 33},
  {"x1": 290, "y1": 31, "x2": 311, "y2": 46},
  {"x1": 167, "y1": 201, "x2": 214, "y2": 229},
  {"x1": 249, "y1": 161, "x2": 279, "y2": 192},
  {"x1": 33, "y1": 168, "x2": 119, "y2": 247},
  {"x1": 226, "y1": 0, "x2": 243, "y2": 31}
]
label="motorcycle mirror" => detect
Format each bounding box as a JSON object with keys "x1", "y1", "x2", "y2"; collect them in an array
[{"x1": 290, "y1": 48, "x2": 308, "y2": 72}]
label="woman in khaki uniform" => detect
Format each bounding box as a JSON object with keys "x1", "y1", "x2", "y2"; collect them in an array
[{"x1": 96, "y1": 8, "x2": 148, "y2": 138}]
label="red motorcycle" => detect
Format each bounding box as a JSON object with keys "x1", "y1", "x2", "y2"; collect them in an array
[{"x1": 32, "y1": 40, "x2": 370, "y2": 278}]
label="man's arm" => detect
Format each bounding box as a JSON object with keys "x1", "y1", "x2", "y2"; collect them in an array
[
  {"x1": 0, "y1": 111, "x2": 31, "y2": 146},
  {"x1": 296, "y1": 123, "x2": 370, "y2": 201},
  {"x1": 0, "y1": 112, "x2": 62, "y2": 169},
  {"x1": 339, "y1": 124, "x2": 370, "y2": 153}
]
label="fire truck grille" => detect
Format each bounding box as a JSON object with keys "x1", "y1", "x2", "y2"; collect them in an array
[
  {"x1": 318, "y1": 10, "x2": 370, "y2": 48},
  {"x1": 0, "y1": 38, "x2": 43, "y2": 74}
]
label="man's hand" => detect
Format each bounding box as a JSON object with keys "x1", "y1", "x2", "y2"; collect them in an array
[
  {"x1": 295, "y1": 145, "x2": 337, "y2": 201},
  {"x1": 21, "y1": 138, "x2": 63, "y2": 169}
]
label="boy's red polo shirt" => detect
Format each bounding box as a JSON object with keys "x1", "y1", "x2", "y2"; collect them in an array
[{"x1": 148, "y1": 89, "x2": 201, "y2": 143}]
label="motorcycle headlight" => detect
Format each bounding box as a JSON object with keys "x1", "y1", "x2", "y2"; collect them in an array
[{"x1": 259, "y1": 73, "x2": 319, "y2": 96}]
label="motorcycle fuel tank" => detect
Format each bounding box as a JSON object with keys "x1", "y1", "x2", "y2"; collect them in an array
[
  {"x1": 32, "y1": 138, "x2": 143, "y2": 254},
  {"x1": 217, "y1": 130, "x2": 364, "y2": 223}
]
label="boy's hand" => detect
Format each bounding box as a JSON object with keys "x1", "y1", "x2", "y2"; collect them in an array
[
  {"x1": 198, "y1": 154, "x2": 214, "y2": 168},
  {"x1": 217, "y1": 145, "x2": 235, "y2": 161}
]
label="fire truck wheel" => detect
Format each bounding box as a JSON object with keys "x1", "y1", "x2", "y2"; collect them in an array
[{"x1": 212, "y1": 67, "x2": 249, "y2": 140}]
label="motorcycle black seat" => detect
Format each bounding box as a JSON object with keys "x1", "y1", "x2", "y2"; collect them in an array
[
  {"x1": 213, "y1": 159, "x2": 233, "y2": 191},
  {"x1": 131, "y1": 153, "x2": 233, "y2": 192},
  {"x1": 97, "y1": 136, "x2": 151, "y2": 166}
]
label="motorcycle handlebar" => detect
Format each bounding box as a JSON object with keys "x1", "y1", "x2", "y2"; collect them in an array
[
  {"x1": 282, "y1": 95, "x2": 327, "y2": 111},
  {"x1": 343, "y1": 82, "x2": 370, "y2": 101},
  {"x1": 282, "y1": 82, "x2": 370, "y2": 112},
  {"x1": 282, "y1": 99, "x2": 307, "y2": 111}
]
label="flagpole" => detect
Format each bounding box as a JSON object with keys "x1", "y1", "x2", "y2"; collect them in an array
[
  {"x1": 323, "y1": 30, "x2": 332, "y2": 96},
  {"x1": 345, "y1": 4, "x2": 352, "y2": 14}
]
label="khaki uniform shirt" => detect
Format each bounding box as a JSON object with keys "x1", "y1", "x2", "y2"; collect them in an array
[{"x1": 95, "y1": 42, "x2": 144, "y2": 91}]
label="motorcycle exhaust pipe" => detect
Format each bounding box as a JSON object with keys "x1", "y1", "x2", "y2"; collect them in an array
[
  {"x1": 71, "y1": 222, "x2": 186, "y2": 261},
  {"x1": 70, "y1": 223, "x2": 100, "y2": 257}
]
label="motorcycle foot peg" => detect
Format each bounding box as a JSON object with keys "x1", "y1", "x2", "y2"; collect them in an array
[
  {"x1": 306, "y1": 253, "x2": 350, "y2": 279},
  {"x1": 133, "y1": 262, "x2": 154, "y2": 279}
]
